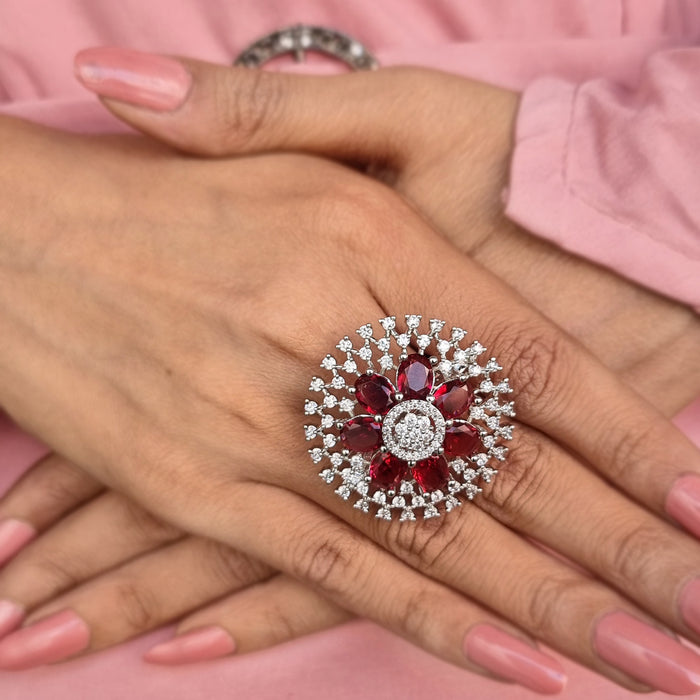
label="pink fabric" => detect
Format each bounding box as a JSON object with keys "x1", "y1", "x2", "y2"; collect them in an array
[
  {"x1": 0, "y1": 1, "x2": 699, "y2": 698},
  {"x1": 506, "y1": 52, "x2": 700, "y2": 311}
]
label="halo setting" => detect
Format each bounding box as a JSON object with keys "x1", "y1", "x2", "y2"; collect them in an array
[{"x1": 305, "y1": 315, "x2": 515, "y2": 520}]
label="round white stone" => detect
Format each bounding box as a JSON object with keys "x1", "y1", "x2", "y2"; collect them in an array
[{"x1": 381, "y1": 399, "x2": 446, "y2": 462}]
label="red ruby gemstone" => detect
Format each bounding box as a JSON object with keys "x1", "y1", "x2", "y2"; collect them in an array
[
  {"x1": 355, "y1": 374, "x2": 396, "y2": 415},
  {"x1": 370, "y1": 451, "x2": 408, "y2": 488},
  {"x1": 412, "y1": 455, "x2": 450, "y2": 492},
  {"x1": 433, "y1": 380, "x2": 474, "y2": 419},
  {"x1": 443, "y1": 422, "x2": 482, "y2": 457},
  {"x1": 340, "y1": 416, "x2": 383, "y2": 453},
  {"x1": 396, "y1": 354, "x2": 434, "y2": 400}
]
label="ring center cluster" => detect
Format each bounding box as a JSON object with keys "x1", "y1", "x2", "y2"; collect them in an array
[{"x1": 382, "y1": 400, "x2": 446, "y2": 461}]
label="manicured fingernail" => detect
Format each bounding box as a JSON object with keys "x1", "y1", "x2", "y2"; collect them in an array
[
  {"x1": 0, "y1": 600, "x2": 24, "y2": 638},
  {"x1": 0, "y1": 518, "x2": 36, "y2": 566},
  {"x1": 679, "y1": 577, "x2": 700, "y2": 637},
  {"x1": 666, "y1": 474, "x2": 700, "y2": 539},
  {"x1": 74, "y1": 47, "x2": 191, "y2": 111},
  {"x1": 0, "y1": 609, "x2": 89, "y2": 670},
  {"x1": 464, "y1": 625, "x2": 566, "y2": 694},
  {"x1": 595, "y1": 611, "x2": 700, "y2": 694},
  {"x1": 143, "y1": 626, "x2": 235, "y2": 665}
]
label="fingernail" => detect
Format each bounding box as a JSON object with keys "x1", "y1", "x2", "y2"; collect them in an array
[
  {"x1": 595, "y1": 611, "x2": 700, "y2": 694},
  {"x1": 463, "y1": 624, "x2": 566, "y2": 694},
  {"x1": 0, "y1": 600, "x2": 24, "y2": 638},
  {"x1": 666, "y1": 474, "x2": 700, "y2": 539},
  {"x1": 74, "y1": 47, "x2": 192, "y2": 111},
  {"x1": 679, "y1": 577, "x2": 700, "y2": 637},
  {"x1": 143, "y1": 625, "x2": 235, "y2": 665},
  {"x1": 0, "y1": 609, "x2": 89, "y2": 670},
  {"x1": 0, "y1": 518, "x2": 36, "y2": 567}
]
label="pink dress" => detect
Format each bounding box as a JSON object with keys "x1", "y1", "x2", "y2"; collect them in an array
[{"x1": 0, "y1": 1, "x2": 698, "y2": 698}]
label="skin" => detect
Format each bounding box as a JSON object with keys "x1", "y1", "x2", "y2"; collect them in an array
[{"x1": 0, "y1": 62, "x2": 698, "y2": 692}]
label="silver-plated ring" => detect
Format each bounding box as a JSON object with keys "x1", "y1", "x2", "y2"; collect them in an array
[
  {"x1": 234, "y1": 24, "x2": 379, "y2": 71},
  {"x1": 305, "y1": 315, "x2": 515, "y2": 521}
]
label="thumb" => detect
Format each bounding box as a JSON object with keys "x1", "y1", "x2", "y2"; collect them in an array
[{"x1": 74, "y1": 47, "x2": 421, "y2": 162}]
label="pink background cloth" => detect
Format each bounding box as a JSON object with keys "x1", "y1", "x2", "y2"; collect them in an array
[{"x1": 0, "y1": 0, "x2": 699, "y2": 697}]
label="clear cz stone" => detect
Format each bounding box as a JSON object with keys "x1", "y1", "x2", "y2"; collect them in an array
[
  {"x1": 377, "y1": 337, "x2": 390, "y2": 352},
  {"x1": 321, "y1": 355, "x2": 336, "y2": 370},
  {"x1": 406, "y1": 314, "x2": 421, "y2": 329},
  {"x1": 309, "y1": 377, "x2": 325, "y2": 391},
  {"x1": 437, "y1": 339, "x2": 451, "y2": 354}
]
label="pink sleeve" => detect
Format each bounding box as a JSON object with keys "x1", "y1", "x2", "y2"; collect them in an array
[{"x1": 505, "y1": 47, "x2": 700, "y2": 312}]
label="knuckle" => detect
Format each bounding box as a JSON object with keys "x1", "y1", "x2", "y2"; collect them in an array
[
  {"x1": 389, "y1": 506, "x2": 481, "y2": 573},
  {"x1": 320, "y1": 184, "x2": 428, "y2": 279},
  {"x1": 120, "y1": 496, "x2": 181, "y2": 544},
  {"x1": 27, "y1": 551, "x2": 81, "y2": 593},
  {"x1": 524, "y1": 575, "x2": 590, "y2": 638},
  {"x1": 322, "y1": 183, "x2": 406, "y2": 248},
  {"x1": 481, "y1": 431, "x2": 553, "y2": 526},
  {"x1": 293, "y1": 531, "x2": 361, "y2": 598},
  {"x1": 112, "y1": 579, "x2": 160, "y2": 632},
  {"x1": 205, "y1": 540, "x2": 272, "y2": 588},
  {"x1": 261, "y1": 603, "x2": 298, "y2": 644},
  {"x1": 608, "y1": 522, "x2": 670, "y2": 585},
  {"x1": 212, "y1": 69, "x2": 285, "y2": 153},
  {"x1": 398, "y1": 586, "x2": 439, "y2": 639},
  {"x1": 488, "y1": 322, "x2": 574, "y2": 420},
  {"x1": 30, "y1": 455, "x2": 94, "y2": 510},
  {"x1": 605, "y1": 421, "x2": 656, "y2": 481}
]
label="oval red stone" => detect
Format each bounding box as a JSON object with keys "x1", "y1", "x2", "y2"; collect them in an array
[
  {"x1": 370, "y1": 451, "x2": 409, "y2": 488},
  {"x1": 412, "y1": 455, "x2": 450, "y2": 492},
  {"x1": 433, "y1": 380, "x2": 474, "y2": 419},
  {"x1": 355, "y1": 374, "x2": 396, "y2": 415},
  {"x1": 340, "y1": 417, "x2": 383, "y2": 453},
  {"x1": 443, "y1": 422, "x2": 482, "y2": 457},
  {"x1": 396, "y1": 354, "x2": 434, "y2": 400}
]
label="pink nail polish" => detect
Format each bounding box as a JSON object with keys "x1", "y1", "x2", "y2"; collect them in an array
[
  {"x1": 679, "y1": 578, "x2": 700, "y2": 637},
  {"x1": 0, "y1": 609, "x2": 89, "y2": 670},
  {"x1": 74, "y1": 47, "x2": 191, "y2": 111},
  {"x1": 143, "y1": 626, "x2": 235, "y2": 665},
  {"x1": 463, "y1": 624, "x2": 566, "y2": 694},
  {"x1": 0, "y1": 600, "x2": 24, "y2": 638},
  {"x1": 595, "y1": 611, "x2": 700, "y2": 694},
  {"x1": 0, "y1": 518, "x2": 36, "y2": 567},
  {"x1": 667, "y1": 474, "x2": 700, "y2": 539}
]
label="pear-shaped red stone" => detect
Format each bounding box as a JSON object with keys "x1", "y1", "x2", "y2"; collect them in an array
[
  {"x1": 443, "y1": 422, "x2": 481, "y2": 457},
  {"x1": 370, "y1": 451, "x2": 408, "y2": 488},
  {"x1": 412, "y1": 455, "x2": 450, "y2": 492},
  {"x1": 396, "y1": 354, "x2": 433, "y2": 399},
  {"x1": 340, "y1": 417, "x2": 382, "y2": 453},
  {"x1": 355, "y1": 374, "x2": 395, "y2": 415},
  {"x1": 433, "y1": 380, "x2": 474, "y2": 419}
]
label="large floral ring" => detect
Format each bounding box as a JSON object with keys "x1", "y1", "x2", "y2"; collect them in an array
[{"x1": 305, "y1": 315, "x2": 515, "y2": 521}]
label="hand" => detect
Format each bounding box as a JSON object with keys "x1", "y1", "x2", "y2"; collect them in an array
[
  {"x1": 0, "y1": 455, "x2": 348, "y2": 664},
  {"x1": 77, "y1": 49, "x2": 700, "y2": 412},
  {"x1": 0, "y1": 113, "x2": 699, "y2": 695}
]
